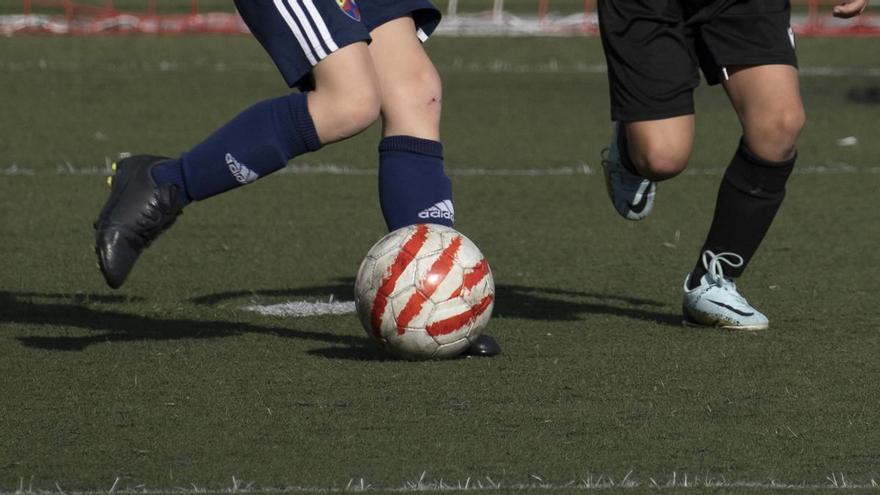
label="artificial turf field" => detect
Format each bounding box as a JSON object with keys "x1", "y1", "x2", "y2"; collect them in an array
[{"x1": 1, "y1": 35, "x2": 879, "y2": 494}]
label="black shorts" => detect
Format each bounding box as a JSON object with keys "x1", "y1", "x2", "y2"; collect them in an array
[
  {"x1": 598, "y1": 0, "x2": 798, "y2": 122},
  {"x1": 235, "y1": 0, "x2": 441, "y2": 89}
]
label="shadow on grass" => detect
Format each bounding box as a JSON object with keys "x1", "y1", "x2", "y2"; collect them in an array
[
  {"x1": 494, "y1": 284, "x2": 676, "y2": 324},
  {"x1": 189, "y1": 277, "x2": 679, "y2": 325},
  {"x1": 1, "y1": 279, "x2": 678, "y2": 356},
  {"x1": 0, "y1": 291, "x2": 377, "y2": 355}
]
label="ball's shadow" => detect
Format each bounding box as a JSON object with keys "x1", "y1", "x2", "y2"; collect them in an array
[
  {"x1": 1, "y1": 279, "x2": 676, "y2": 357},
  {"x1": 190, "y1": 277, "x2": 675, "y2": 324}
]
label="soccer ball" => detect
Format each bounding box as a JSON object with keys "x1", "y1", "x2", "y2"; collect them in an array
[{"x1": 354, "y1": 224, "x2": 495, "y2": 360}]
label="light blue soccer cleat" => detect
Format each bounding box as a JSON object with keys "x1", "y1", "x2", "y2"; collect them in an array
[
  {"x1": 601, "y1": 122, "x2": 656, "y2": 221},
  {"x1": 682, "y1": 250, "x2": 769, "y2": 331}
]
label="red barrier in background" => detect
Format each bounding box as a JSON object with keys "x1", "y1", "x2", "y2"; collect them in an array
[
  {"x1": 6, "y1": 0, "x2": 880, "y2": 36},
  {"x1": 10, "y1": 0, "x2": 241, "y2": 34}
]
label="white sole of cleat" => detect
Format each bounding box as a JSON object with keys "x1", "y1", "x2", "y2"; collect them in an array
[{"x1": 682, "y1": 319, "x2": 767, "y2": 332}]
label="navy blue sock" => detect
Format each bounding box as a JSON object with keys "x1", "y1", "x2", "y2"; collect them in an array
[
  {"x1": 378, "y1": 136, "x2": 453, "y2": 231},
  {"x1": 151, "y1": 157, "x2": 191, "y2": 205},
  {"x1": 151, "y1": 92, "x2": 321, "y2": 205}
]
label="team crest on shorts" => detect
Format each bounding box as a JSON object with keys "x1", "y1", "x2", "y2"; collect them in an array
[{"x1": 336, "y1": 0, "x2": 361, "y2": 22}]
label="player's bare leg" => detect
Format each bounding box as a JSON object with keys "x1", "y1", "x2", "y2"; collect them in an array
[
  {"x1": 367, "y1": 18, "x2": 499, "y2": 357},
  {"x1": 368, "y1": 18, "x2": 458, "y2": 230},
  {"x1": 683, "y1": 65, "x2": 804, "y2": 330},
  {"x1": 602, "y1": 116, "x2": 693, "y2": 220},
  {"x1": 624, "y1": 117, "x2": 694, "y2": 180},
  {"x1": 95, "y1": 43, "x2": 382, "y2": 289},
  {"x1": 309, "y1": 42, "x2": 382, "y2": 144},
  {"x1": 723, "y1": 64, "x2": 805, "y2": 162},
  {"x1": 369, "y1": 17, "x2": 441, "y2": 141}
]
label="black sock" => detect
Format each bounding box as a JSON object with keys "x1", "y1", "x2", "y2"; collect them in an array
[
  {"x1": 688, "y1": 140, "x2": 795, "y2": 289},
  {"x1": 617, "y1": 124, "x2": 641, "y2": 176}
]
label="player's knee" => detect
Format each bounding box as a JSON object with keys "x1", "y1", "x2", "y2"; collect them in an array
[
  {"x1": 386, "y1": 65, "x2": 443, "y2": 123},
  {"x1": 631, "y1": 146, "x2": 689, "y2": 181},
  {"x1": 767, "y1": 107, "x2": 805, "y2": 143},
  {"x1": 410, "y1": 65, "x2": 443, "y2": 115},
  {"x1": 747, "y1": 107, "x2": 805, "y2": 161},
  {"x1": 346, "y1": 86, "x2": 383, "y2": 132},
  {"x1": 331, "y1": 84, "x2": 382, "y2": 137}
]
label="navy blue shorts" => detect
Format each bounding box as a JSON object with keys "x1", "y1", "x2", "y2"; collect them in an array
[{"x1": 235, "y1": 0, "x2": 441, "y2": 89}]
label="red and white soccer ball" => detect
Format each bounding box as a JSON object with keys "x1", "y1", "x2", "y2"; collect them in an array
[{"x1": 354, "y1": 224, "x2": 495, "y2": 360}]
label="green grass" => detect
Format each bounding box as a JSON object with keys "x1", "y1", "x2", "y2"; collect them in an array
[{"x1": 1, "y1": 36, "x2": 880, "y2": 494}]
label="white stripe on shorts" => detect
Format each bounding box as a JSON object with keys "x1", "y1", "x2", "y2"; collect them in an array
[
  {"x1": 271, "y1": 0, "x2": 317, "y2": 65},
  {"x1": 302, "y1": 0, "x2": 340, "y2": 52},
  {"x1": 286, "y1": 0, "x2": 329, "y2": 60},
  {"x1": 417, "y1": 27, "x2": 428, "y2": 42}
]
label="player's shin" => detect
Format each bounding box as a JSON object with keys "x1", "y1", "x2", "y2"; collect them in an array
[
  {"x1": 689, "y1": 139, "x2": 796, "y2": 285},
  {"x1": 378, "y1": 136, "x2": 453, "y2": 231},
  {"x1": 152, "y1": 93, "x2": 322, "y2": 206}
]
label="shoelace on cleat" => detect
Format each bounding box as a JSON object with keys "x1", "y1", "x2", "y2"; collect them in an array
[{"x1": 701, "y1": 250, "x2": 748, "y2": 302}]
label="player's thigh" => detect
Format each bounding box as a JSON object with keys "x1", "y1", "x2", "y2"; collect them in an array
[
  {"x1": 311, "y1": 41, "x2": 379, "y2": 100},
  {"x1": 235, "y1": 0, "x2": 381, "y2": 142},
  {"x1": 369, "y1": 16, "x2": 442, "y2": 140},
  {"x1": 697, "y1": 0, "x2": 801, "y2": 159},
  {"x1": 626, "y1": 116, "x2": 695, "y2": 178},
  {"x1": 309, "y1": 42, "x2": 382, "y2": 143},
  {"x1": 722, "y1": 64, "x2": 805, "y2": 160}
]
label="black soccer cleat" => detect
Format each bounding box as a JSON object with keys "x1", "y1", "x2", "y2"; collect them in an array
[
  {"x1": 94, "y1": 155, "x2": 182, "y2": 289},
  {"x1": 467, "y1": 334, "x2": 502, "y2": 357}
]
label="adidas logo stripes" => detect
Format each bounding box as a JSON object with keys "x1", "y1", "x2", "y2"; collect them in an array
[
  {"x1": 418, "y1": 200, "x2": 455, "y2": 221},
  {"x1": 226, "y1": 153, "x2": 259, "y2": 185}
]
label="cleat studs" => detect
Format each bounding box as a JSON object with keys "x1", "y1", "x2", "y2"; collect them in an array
[
  {"x1": 106, "y1": 176, "x2": 113, "y2": 187},
  {"x1": 111, "y1": 162, "x2": 117, "y2": 172}
]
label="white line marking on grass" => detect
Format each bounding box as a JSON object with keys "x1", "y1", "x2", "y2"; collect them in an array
[
  {"x1": 283, "y1": 163, "x2": 375, "y2": 176},
  {"x1": 1, "y1": 164, "x2": 36, "y2": 176},
  {"x1": 280, "y1": 163, "x2": 599, "y2": 176},
  {"x1": 1, "y1": 56, "x2": 880, "y2": 78},
  {"x1": 3, "y1": 162, "x2": 879, "y2": 177},
  {"x1": 442, "y1": 60, "x2": 880, "y2": 77},
  {"x1": 242, "y1": 299, "x2": 356, "y2": 317},
  {"x1": 3, "y1": 472, "x2": 880, "y2": 493}
]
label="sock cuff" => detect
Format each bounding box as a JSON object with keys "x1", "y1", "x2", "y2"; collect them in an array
[
  {"x1": 379, "y1": 136, "x2": 443, "y2": 158},
  {"x1": 726, "y1": 138, "x2": 796, "y2": 195},
  {"x1": 153, "y1": 158, "x2": 192, "y2": 205},
  {"x1": 737, "y1": 138, "x2": 797, "y2": 169},
  {"x1": 616, "y1": 124, "x2": 641, "y2": 176},
  {"x1": 289, "y1": 93, "x2": 322, "y2": 153}
]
